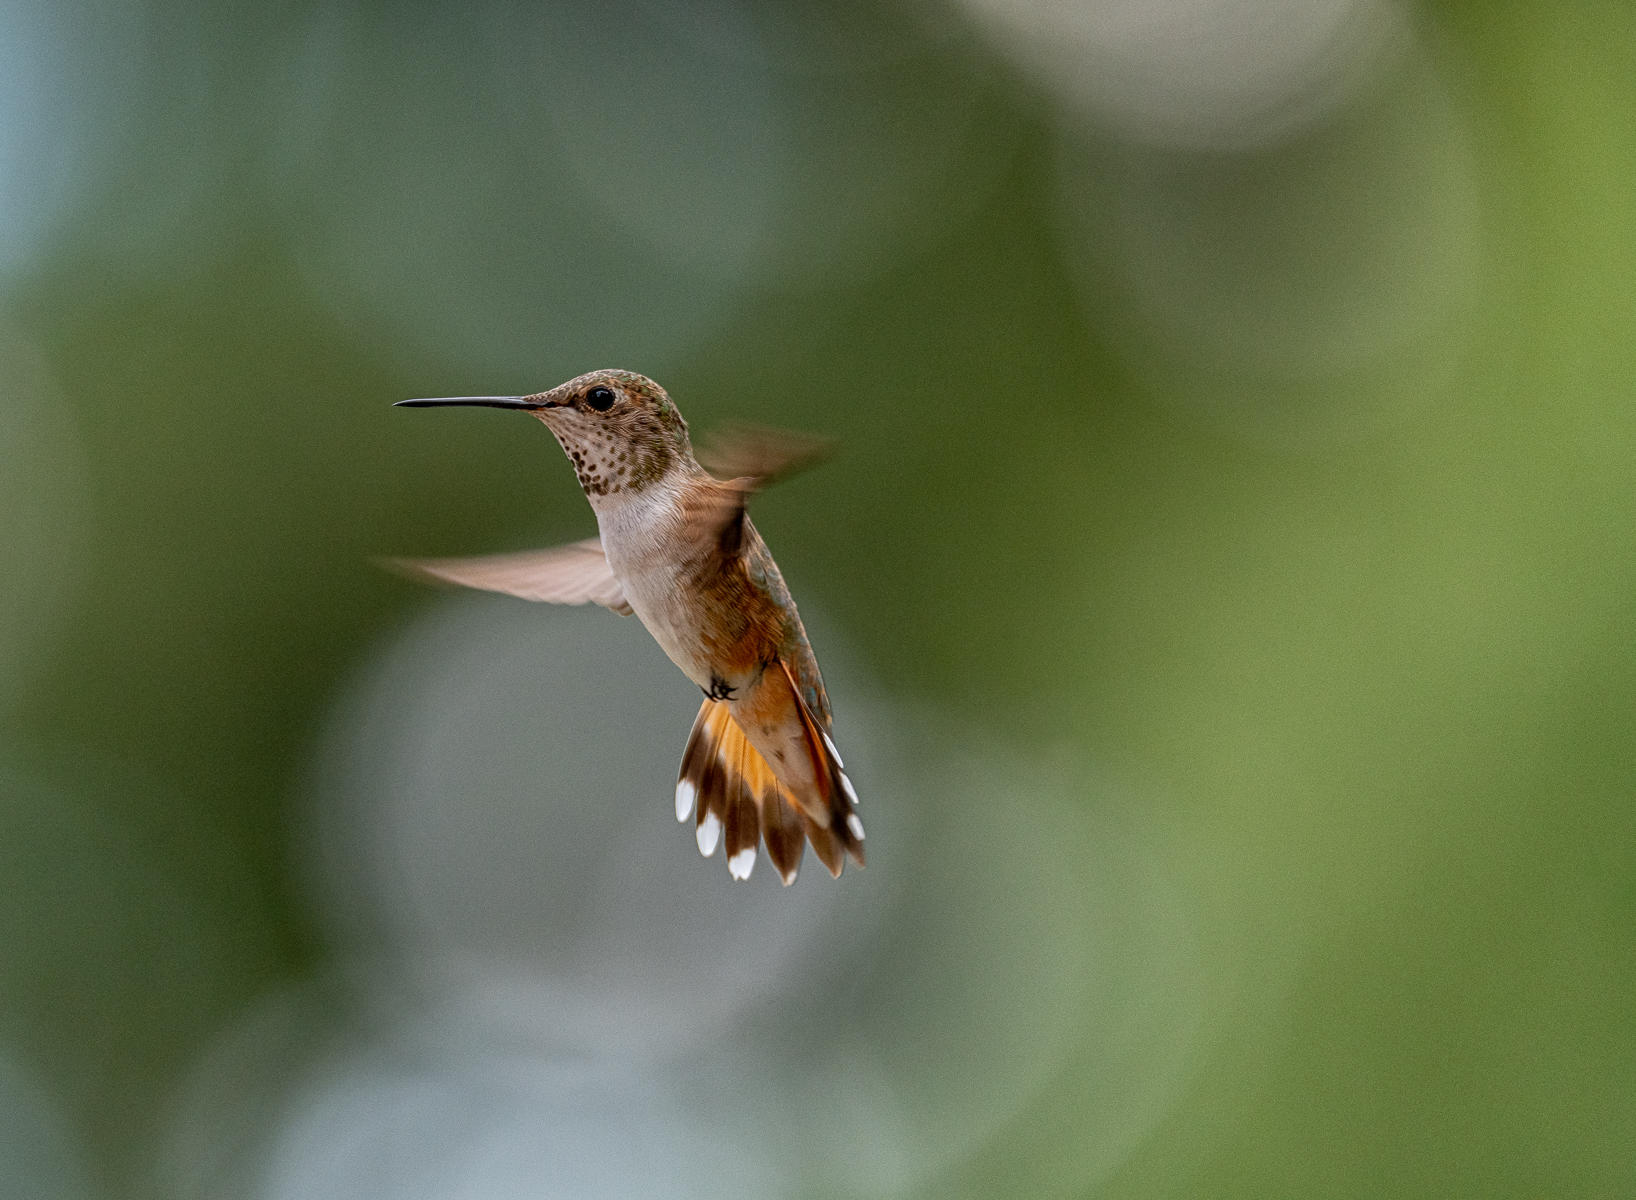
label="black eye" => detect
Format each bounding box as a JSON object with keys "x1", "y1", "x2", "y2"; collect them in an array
[{"x1": 586, "y1": 386, "x2": 616, "y2": 412}]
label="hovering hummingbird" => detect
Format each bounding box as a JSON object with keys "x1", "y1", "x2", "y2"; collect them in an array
[{"x1": 390, "y1": 369, "x2": 864, "y2": 885}]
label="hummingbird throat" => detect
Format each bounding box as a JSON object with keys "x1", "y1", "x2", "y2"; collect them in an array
[{"x1": 546, "y1": 418, "x2": 680, "y2": 498}]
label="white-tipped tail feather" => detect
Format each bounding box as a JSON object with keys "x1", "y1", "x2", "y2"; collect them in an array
[
  {"x1": 696, "y1": 811, "x2": 722, "y2": 857},
  {"x1": 838, "y1": 770, "x2": 859, "y2": 808},
  {"x1": 674, "y1": 687, "x2": 864, "y2": 885}
]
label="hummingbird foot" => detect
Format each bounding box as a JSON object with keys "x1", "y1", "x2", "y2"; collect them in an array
[{"x1": 702, "y1": 676, "x2": 737, "y2": 702}]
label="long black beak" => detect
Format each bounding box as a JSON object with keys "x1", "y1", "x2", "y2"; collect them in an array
[{"x1": 394, "y1": 396, "x2": 547, "y2": 410}]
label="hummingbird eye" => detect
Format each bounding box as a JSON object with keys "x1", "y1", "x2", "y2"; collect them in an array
[{"x1": 586, "y1": 385, "x2": 616, "y2": 412}]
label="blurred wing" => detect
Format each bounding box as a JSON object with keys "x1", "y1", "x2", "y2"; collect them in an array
[
  {"x1": 688, "y1": 425, "x2": 835, "y2": 557},
  {"x1": 696, "y1": 424, "x2": 834, "y2": 491},
  {"x1": 380, "y1": 538, "x2": 633, "y2": 615}
]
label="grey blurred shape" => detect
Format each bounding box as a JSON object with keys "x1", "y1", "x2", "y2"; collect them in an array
[
  {"x1": 1052, "y1": 21, "x2": 1483, "y2": 444},
  {"x1": 956, "y1": 0, "x2": 1407, "y2": 150},
  {"x1": 0, "y1": 1050, "x2": 98, "y2": 1200},
  {"x1": 303, "y1": 593, "x2": 876, "y2": 1061}
]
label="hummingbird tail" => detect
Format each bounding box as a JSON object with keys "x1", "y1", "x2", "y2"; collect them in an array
[
  {"x1": 674, "y1": 693, "x2": 862, "y2": 884},
  {"x1": 777, "y1": 662, "x2": 866, "y2": 868}
]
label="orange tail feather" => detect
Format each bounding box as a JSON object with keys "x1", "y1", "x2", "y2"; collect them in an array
[{"x1": 674, "y1": 675, "x2": 864, "y2": 883}]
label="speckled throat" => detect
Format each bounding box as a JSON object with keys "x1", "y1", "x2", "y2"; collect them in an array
[{"x1": 541, "y1": 410, "x2": 687, "y2": 498}]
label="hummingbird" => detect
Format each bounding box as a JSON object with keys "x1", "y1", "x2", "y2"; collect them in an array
[{"x1": 390, "y1": 369, "x2": 864, "y2": 885}]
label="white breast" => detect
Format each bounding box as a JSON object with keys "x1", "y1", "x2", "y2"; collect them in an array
[{"x1": 590, "y1": 480, "x2": 713, "y2": 689}]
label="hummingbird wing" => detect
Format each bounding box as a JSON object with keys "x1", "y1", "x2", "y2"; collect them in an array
[
  {"x1": 379, "y1": 538, "x2": 634, "y2": 615},
  {"x1": 696, "y1": 424, "x2": 834, "y2": 490},
  {"x1": 691, "y1": 425, "x2": 836, "y2": 558}
]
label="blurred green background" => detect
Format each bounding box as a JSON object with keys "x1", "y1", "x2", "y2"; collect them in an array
[{"x1": 2, "y1": 0, "x2": 1634, "y2": 1196}]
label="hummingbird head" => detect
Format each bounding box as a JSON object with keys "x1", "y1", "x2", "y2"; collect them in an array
[
  {"x1": 398, "y1": 369, "x2": 695, "y2": 500},
  {"x1": 526, "y1": 369, "x2": 695, "y2": 499}
]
